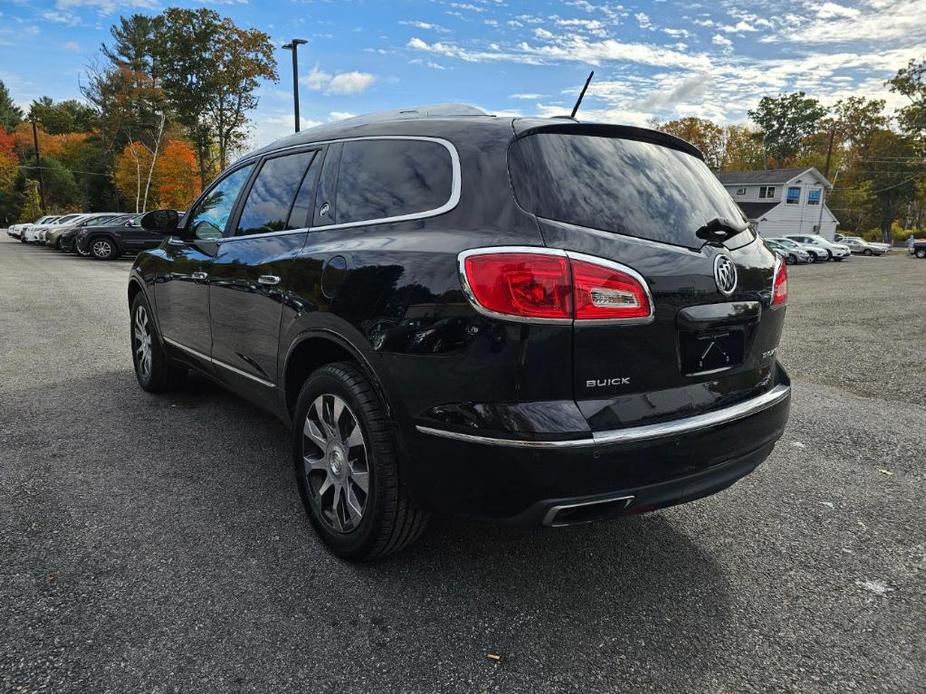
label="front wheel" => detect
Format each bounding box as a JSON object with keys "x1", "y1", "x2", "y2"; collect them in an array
[
  {"x1": 916, "y1": 248, "x2": 926, "y2": 259},
  {"x1": 130, "y1": 293, "x2": 185, "y2": 392},
  {"x1": 293, "y1": 362, "x2": 429, "y2": 561},
  {"x1": 807, "y1": 252, "x2": 816, "y2": 264},
  {"x1": 864, "y1": 248, "x2": 873, "y2": 256},
  {"x1": 91, "y1": 237, "x2": 118, "y2": 260}
]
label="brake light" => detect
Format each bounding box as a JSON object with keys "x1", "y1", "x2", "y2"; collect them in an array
[
  {"x1": 460, "y1": 249, "x2": 652, "y2": 322},
  {"x1": 772, "y1": 259, "x2": 788, "y2": 305},
  {"x1": 462, "y1": 252, "x2": 573, "y2": 320}
]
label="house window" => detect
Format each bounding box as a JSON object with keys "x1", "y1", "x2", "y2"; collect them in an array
[
  {"x1": 759, "y1": 186, "x2": 776, "y2": 199},
  {"x1": 786, "y1": 186, "x2": 801, "y2": 204},
  {"x1": 736, "y1": 187, "x2": 746, "y2": 196},
  {"x1": 808, "y1": 188, "x2": 821, "y2": 205}
]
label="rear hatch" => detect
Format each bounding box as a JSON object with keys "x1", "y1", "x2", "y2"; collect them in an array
[{"x1": 508, "y1": 122, "x2": 786, "y2": 431}]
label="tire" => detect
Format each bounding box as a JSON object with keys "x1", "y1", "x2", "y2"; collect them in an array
[
  {"x1": 90, "y1": 237, "x2": 118, "y2": 260},
  {"x1": 785, "y1": 254, "x2": 795, "y2": 265},
  {"x1": 293, "y1": 362, "x2": 429, "y2": 561},
  {"x1": 807, "y1": 252, "x2": 816, "y2": 264},
  {"x1": 54, "y1": 238, "x2": 62, "y2": 250},
  {"x1": 916, "y1": 249, "x2": 926, "y2": 259},
  {"x1": 130, "y1": 293, "x2": 185, "y2": 393},
  {"x1": 825, "y1": 250, "x2": 833, "y2": 261},
  {"x1": 864, "y1": 249, "x2": 872, "y2": 256}
]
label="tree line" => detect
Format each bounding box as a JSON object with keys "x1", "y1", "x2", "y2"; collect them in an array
[
  {"x1": 0, "y1": 7, "x2": 276, "y2": 225},
  {"x1": 652, "y1": 60, "x2": 926, "y2": 242}
]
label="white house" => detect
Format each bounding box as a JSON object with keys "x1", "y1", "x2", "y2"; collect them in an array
[{"x1": 715, "y1": 167, "x2": 839, "y2": 240}]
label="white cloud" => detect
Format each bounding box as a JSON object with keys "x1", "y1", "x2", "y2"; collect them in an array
[
  {"x1": 55, "y1": 0, "x2": 156, "y2": 12},
  {"x1": 534, "y1": 28, "x2": 554, "y2": 40},
  {"x1": 712, "y1": 34, "x2": 733, "y2": 48},
  {"x1": 63, "y1": 41, "x2": 81, "y2": 52},
  {"x1": 768, "y1": 0, "x2": 926, "y2": 44},
  {"x1": 301, "y1": 65, "x2": 375, "y2": 95},
  {"x1": 329, "y1": 111, "x2": 356, "y2": 121},
  {"x1": 510, "y1": 93, "x2": 547, "y2": 99},
  {"x1": 399, "y1": 20, "x2": 449, "y2": 33},
  {"x1": 635, "y1": 12, "x2": 653, "y2": 30},
  {"x1": 816, "y1": 2, "x2": 861, "y2": 19}
]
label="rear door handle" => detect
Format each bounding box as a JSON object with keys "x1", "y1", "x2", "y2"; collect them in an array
[
  {"x1": 191, "y1": 271, "x2": 208, "y2": 281},
  {"x1": 258, "y1": 275, "x2": 281, "y2": 286}
]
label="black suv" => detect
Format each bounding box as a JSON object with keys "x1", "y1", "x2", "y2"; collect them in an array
[
  {"x1": 128, "y1": 105, "x2": 791, "y2": 560},
  {"x1": 75, "y1": 214, "x2": 165, "y2": 259}
]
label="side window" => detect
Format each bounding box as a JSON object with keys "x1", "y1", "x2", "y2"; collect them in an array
[
  {"x1": 313, "y1": 143, "x2": 342, "y2": 226},
  {"x1": 235, "y1": 151, "x2": 316, "y2": 236},
  {"x1": 786, "y1": 186, "x2": 801, "y2": 204},
  {"x1": 288, "y1": 151, "x2": 324, "y2": 229},
  {"x1": 808, "y1": 188, "x2": 821, "y2": 205},
  {"x1": 333, "y1": 139, "x2": 453, "y2": 225},
  {"x1": 187, "y1": 165, "x2": 254, "y2": 240}
]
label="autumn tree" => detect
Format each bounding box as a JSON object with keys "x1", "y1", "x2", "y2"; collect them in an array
[
  {"x1": 659, "y1": 117, "x2": 725, "y2": 169},
  {"x1": 0, "y1": 147, "x2": 20, "y2": 225},
  {"x1": 114, "y1": 141, "x2": 157, "y2": 212},
  {"x1": 154, "y1": 139, "x2": 201, "y2": 209},
  {"x1": 748, "y1": 92, "x2": 827, "y2": 168},
  {"x1": 156, "y1": 7, "x2": 277, "y2": 181},
  {"x1": 721, "y1": 125, "x2": 765, "y2": 171}
]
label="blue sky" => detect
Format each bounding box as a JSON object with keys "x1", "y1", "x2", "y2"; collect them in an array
[{"x1": 0, "y1": 0, "x2": 923, "y2": 148}]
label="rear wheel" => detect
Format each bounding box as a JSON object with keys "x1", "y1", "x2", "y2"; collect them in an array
[
  {"x1": 130, "y1": 293, "x2": 185, "y2": 392},
  {"x1": 806, "y1": 252, "x2": 816, "y2": 264},
  {"x1": 864, "y1": 248, "x2": 873, "y2": 256},
  {"x1": 293, "y1": 362, "x2": 428, "y2": 561},
  {"x1": 91, "y1": 237, "x2": 118, "y2": 260},
  {"x1": 916, "y1": 248, "x2": 926, "y2": 259}
]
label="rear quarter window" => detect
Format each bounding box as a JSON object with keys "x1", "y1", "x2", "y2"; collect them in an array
[{"x1": 333, "y1": 139, "x2": 454, "y2": 225}]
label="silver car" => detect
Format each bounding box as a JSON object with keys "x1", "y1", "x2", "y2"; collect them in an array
[
  {"x1": 837, "y1": 235, "x2": 887, "y2": 256},
  {"x1": 784, "y1": 234, "x2": 851, "y2": 261},
  {"x1": 767, "y1": 237, "x2": 827, "y2": 263}
]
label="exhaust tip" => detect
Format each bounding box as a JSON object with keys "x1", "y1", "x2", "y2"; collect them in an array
[{"x1": 542, "y1": 495, "x2": 634, "y2": 527}]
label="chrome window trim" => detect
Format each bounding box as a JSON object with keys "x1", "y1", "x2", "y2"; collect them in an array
[
  {"x1": 416, "y1": 383, "x2": 790, "y2": 449},
  {"x1": 456, "y1": 246, "x2": 655, "y2": 326},
  {"x1": 163, "y1": 337, "x2": 275, "y2": 388},
  {"x1": 234, "y1": 135, "x2": 461, "y2": 233}
]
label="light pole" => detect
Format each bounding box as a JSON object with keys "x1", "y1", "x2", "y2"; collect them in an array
[{"x1": 282, "y1": 38, "x2": 307, "y2": 133}]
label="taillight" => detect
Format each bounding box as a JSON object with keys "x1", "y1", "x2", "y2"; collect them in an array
[
  {"x1": 461, "y1": 252, "x2": 572, "y2": 320},
  {"x1": 571, "y1": 257, "x2": 651, "y2": 321},
  {"x1": 772, "y1": 259, "x2": 788, "y2": 306},
  {"x1": 460, "y1": 249, "x2": 652, "y2": 323}
]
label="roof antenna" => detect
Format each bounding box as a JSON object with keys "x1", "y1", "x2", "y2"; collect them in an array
[{"x1": 570, "y1": 70, "x2": 595, "y2": 119}]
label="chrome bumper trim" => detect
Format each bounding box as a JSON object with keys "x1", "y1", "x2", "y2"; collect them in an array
[{"x1": 416, "y1": 384, "x2": 790, "y2": 449}]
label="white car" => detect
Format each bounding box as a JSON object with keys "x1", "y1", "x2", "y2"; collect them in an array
[
  {"x1": 766, "y1": 237, "x2": 828, "y2": 263},
  {"x1": 835, "y1": 234, "x2": 890, "y2": 255},
  {"x1": 783, "y1": 234, "x2": 851, "y2": 261},
  {"x1": 9, "y1": 215, "x2": 58, "y2": 240},
  {"x1": 24, "y1": 214, "x2": 86, "y2": 243}
]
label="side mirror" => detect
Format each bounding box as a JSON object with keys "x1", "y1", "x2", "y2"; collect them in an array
[{"x1": 139, "y1": 209, "x2": 180, "y2": 234}]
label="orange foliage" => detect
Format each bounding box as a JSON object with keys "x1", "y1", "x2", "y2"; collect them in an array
[
  {"x1": 0, "y1": 129, "x2": 15, "y2": 157},
  {"x1": 154, "y1": 139, "x2": 201, "y2": 210},
  {"x1": 10, "y1": 124, "x2": 89, "y2": 168}
]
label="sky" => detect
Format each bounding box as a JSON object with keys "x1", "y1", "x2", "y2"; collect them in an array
[{"x1": 0, "y1": 0, "x2": 923, "y2": 149}]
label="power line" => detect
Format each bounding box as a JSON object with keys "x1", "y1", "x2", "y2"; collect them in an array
[{"x1": 18, "y1": 164, "x2": 113, "y2": 178}]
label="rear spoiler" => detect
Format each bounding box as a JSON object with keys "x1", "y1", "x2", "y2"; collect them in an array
[{"x1": 510, "y1": 119, "x2": 704, "y2": 161}]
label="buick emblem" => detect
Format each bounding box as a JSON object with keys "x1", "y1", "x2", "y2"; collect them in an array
[{"x1": 713, "y1": 255, "x2": 737, "y2": 296}]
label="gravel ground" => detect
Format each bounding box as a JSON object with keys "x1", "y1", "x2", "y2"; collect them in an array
[{"x1": 1, "y1": 236, "x2": 924, "y2": 694}]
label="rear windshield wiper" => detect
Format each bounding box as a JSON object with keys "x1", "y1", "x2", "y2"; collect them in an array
[{"x1": 695, "y1": 217, "x2": 749, "y2": 243}]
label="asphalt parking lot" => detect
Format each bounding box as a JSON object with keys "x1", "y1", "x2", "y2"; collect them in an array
[{"x1": 1, "y1": 235, "x2": 924, "y2": 693}]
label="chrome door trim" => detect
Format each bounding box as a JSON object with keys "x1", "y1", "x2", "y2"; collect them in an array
[
  {"x1": 163, "y1": 337, "x2": 276, "y2": 388},
  {"x1": 416, "y1": 383, "x2": 790, "y2": 449}
]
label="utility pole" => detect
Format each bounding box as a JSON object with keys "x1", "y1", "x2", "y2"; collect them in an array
[
  {"x1": 282, "y1": 39, "x2": 308, "y2": 133},
  {"x1": 30, "y1": 116, "x2": 46, "y2": 213},
  {"x1": 822, "y1": 123, "x2": 836, "y2": 179}
]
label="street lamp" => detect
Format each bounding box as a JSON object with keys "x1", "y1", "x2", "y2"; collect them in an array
[{"x1": 282, "y1": 38, "x2": 308, "y2": 133}]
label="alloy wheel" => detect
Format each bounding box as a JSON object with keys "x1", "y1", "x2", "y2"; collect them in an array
[
  {"x1": 92, "y1": 240, "x2": 112, "y2": 258},
  {"x1": 133, "y1": 306, "x2": 153, "y2": 381},
  {"x1": 302, "y1": 394, "x2": 369, "y2": 533}
]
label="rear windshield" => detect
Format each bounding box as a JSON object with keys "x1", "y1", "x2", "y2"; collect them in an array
[{"x1": 509, "y1": 133, "x2": 748, "y2": 249}]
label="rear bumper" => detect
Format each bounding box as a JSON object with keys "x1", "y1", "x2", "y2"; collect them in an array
[{"x1": 404, "y1": 368, "x2": 790, "y2": 523}]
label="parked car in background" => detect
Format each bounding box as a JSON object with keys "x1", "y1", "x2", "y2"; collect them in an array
[
  {"x1": 127, "y1": 106, "x2": 791, "y2": 560},
  {"x1": 8, "y1": 215, "x2": 57, "y2": 239},
  {"x1": 766, "y1": 237, "x2": 825, "y2": 263},
  {"x1": 835, "y1": 233, "x2": 891, "y2": 253},
  {"x1": 912, "y1": 240, "x2": 926, "y2": 259},
  {"x1": 783, "y1": 234, "x2": 850, "y2": 261},
  {"x1": 836, "y1": 235, "x2": 887, "y2": 256},
  {"x1": 75, "y1": 214, "x2": 166, "y2": 259},
  {"x1": 765, "y1": 238, "x2": 810, "y2": 264},
  {"x1": 16, "y1": 215, "x2": 61, "y2": 241},
  {"x1": 24, "y1": 214, "x2": 85, "y2": 243},
  {"x1": 59, "y1": 214, "x2": 130, "y2": 253},
  {"x1": 45, "y1": 212, "x2": 124, "y2": 249}
]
